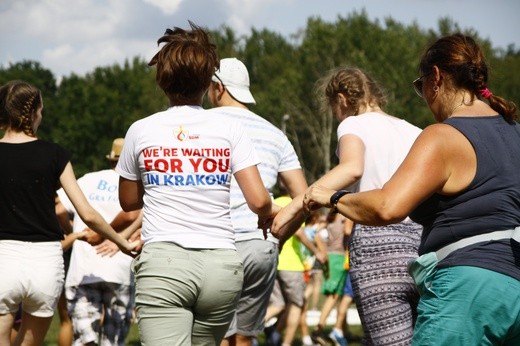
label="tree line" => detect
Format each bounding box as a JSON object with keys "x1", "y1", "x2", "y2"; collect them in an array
[{"x1": 1, "y1": 11, "x2": 519, "y2": 183}]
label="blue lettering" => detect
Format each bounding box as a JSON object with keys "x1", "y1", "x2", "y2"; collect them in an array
[
  {"x1": 205, "y1": 175, "x2": 216, "y2": 185},
  {"x1": 195, "y1": 175, "x2": 205, "y2": 185},
  {"x1": 147, "y1": 174, "x2": 160, "y2": 185},
  {"x1": 163, "y1": 175, "x2": 174, "y2": 185},
  {"x1": 215, "y1": 174, "x2": 228, "y2": 184},
  {"x1": 175, "y1": 175, "x2": 184, "y2": 186},
  {"x1": 186, "y1": 175, "x2": 195, "y2": 186}
]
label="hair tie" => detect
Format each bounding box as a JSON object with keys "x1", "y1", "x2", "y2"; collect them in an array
[{"x1": 480, "y1": 88, "x2": 493, "y2": 99}]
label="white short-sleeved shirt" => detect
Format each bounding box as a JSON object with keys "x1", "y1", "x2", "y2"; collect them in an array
[
  {"x1": 208, "y1": 107, "x2": 301, "y2": 242},
  {"x1": 58, "y1": 169, "x2": 133, "y2": 287},
  {"x1": 337, "y1": 112, "x2": 422, "y2": 192},
  {"x1": 116, "y1": 105, "x2": 259, "y2": 249}
]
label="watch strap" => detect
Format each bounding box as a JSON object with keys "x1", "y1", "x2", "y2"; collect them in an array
[{"x1": 330, "y1": 189, "x2": 350, "y2": 209}]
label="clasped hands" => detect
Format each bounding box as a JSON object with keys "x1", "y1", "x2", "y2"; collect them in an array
[{"x1": 259, "y1": 184, "x2": 336, "y2": 246}]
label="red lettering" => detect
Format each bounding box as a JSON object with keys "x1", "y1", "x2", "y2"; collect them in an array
[
  {"x1": 189, "y1": 158, "x2": 202, "y2": 172},
  {"x1": 170, "y1": 158, "x2": 183, "y2": 172},
  {"x1": 144, "y1": 159, "x2": 153, "y2": 171}
]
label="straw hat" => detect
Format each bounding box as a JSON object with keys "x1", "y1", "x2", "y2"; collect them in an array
[{"x1": 106, "y1": 138, "x2": 124, "y2": 161}]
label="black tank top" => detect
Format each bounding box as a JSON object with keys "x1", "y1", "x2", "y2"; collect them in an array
[{"x1": 410, "y1": 115, "x2": 520, "y2": 279}]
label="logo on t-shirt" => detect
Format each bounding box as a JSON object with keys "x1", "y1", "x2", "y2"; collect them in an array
[{"x1": 174, "y1": 126, "x2": 199, "y2": 141}]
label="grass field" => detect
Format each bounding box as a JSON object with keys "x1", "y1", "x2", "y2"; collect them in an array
[{"x1": 43, "y1": 314, "x2": 363, "y2": 345}]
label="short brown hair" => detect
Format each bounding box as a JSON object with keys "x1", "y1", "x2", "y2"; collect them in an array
[{"x1": 149, "y1": 21, "x2": 219, "y2": 106}]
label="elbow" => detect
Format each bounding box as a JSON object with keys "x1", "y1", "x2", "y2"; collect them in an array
[
  {"x1": 373, "y1": 203, "x2": 408, "y2": 225},
  {"x1": 80, "y1": 209, "x2": 99, "y2": 228},
  {"x1": 247, "y1": 195, "x2": 272, "y2": 216},
  {"x1": 119, "y1": 200, "x2": 142, "y2": 212}
]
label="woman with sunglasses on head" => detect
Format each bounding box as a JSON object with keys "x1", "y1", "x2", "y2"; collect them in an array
[
  {"x1": 272, "y1": 66, "x2": 423, "y2": 345},
  {"x1": 290, "y1": 33, "x2": 520, "y2": 345},
  {"x1": 116, "y1": 22, "x2": 275, "y2": 345}
]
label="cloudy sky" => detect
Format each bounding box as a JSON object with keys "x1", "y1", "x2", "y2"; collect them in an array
[{"x1": 1, "y1": 0, "x2": 518, "y2": 79}]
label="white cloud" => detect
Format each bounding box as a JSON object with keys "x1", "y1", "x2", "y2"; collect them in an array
[
  {"x1": 143, "y1": 0, "x2": 182, "y2": 15},
  {"x1": 0, "y1": 0, "x2": 518, "y2": 79}
]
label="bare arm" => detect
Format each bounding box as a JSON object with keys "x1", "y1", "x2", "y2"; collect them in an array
[
  {"x1": 59, "y1": 163, "x2": 138, "y2": 256},
  {"x1": 295, "y1": 227, "x2": 327, "y2": 264},
  {"x1": 304, "y1": 124, "x2": 475, "y2": 225},
  {"x1": 119, "y1": 176, "x2": 144, "y2": 212},
  {"x1": 83, "y1": 209, "x2": 142, "y2": 245},
  {"x1": 274, "y1": 168, "x2": 309, "y2": 244},
  {"x1": 272, "y1": 134, "x2": 365, "y2": 240}
]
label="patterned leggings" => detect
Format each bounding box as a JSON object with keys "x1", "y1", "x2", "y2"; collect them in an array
[{"x1": 349, "y1": 222, "x2": 422, "y2": 346}]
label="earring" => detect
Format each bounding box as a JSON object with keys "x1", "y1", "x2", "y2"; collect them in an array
[{"x1": 433, "y1": 86, "x2": 439, "y2": 92}]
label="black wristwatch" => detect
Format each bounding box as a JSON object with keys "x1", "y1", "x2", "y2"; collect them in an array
[{"x1": 329, "y1": 189, "x2": 350, "y2": 210}]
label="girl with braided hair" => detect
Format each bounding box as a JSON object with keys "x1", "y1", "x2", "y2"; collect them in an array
[
  {"x1": 293, "y1": 33, "x2": 520, "y2": 345},
  {"x1": 0, "y1": 80, "x2": 138, "y2": 345}
]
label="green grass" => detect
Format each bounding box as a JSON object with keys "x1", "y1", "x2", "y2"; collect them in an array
[{"x1": 44, "y1": 314, "x2": 363, "y2": 345}]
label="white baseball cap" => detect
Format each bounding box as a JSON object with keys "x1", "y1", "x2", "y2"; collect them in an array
[{"x1": 212, "y1": 58, "x2": 256, "y2": 105}]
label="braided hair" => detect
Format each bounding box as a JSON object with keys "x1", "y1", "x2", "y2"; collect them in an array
[{"x1": 0, "y1": 80, "x2": 42, "y2": 137}]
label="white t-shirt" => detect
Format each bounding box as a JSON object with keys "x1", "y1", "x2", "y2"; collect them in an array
[
  {"x1": 337, "y1": 112, "x2": 422, "y2": 192},
  {"x1": 58, "y1": 169, "x2": 133, "y2": 287},
  {"x1": 116, "y1": 105, "x2": 259, "y2": 249},
  {"x1": 208, "y1": 107, "x2": 301, "y2": 242}
]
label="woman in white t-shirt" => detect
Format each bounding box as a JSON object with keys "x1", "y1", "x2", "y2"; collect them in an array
[
  {"x1": 273, "y1": 67, "x2": 422, "y2": 345},
  {"x1": 116, "y1": 22, "x2": 275, "y2": 345}
]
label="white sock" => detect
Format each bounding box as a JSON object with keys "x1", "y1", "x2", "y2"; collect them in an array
[{"x1": 332, "y1": 328, "x2": 344, "y2": 336}]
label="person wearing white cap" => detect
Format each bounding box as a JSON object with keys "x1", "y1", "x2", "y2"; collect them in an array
[{"x1": 208, "y1": 57, "x2": 323, "y2": 346}]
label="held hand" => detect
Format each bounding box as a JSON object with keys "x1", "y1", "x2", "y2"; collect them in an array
[
  {"x1": 82, "y1": 229, "x2": 104, "y2": 246},
  {"x1": 258, "y1": 203, "x2": 282, "y2": 239},
  {"x1": 271, "y1": 201, "x2": 303, "y2": 242},
  {"x1": 302, "y1": 185, "x2": 335, "y2": 214},
  {"x1": 95, "y1": 239, "x2": 119, "y2": 257},
  {"x1": 119, "y1": 239, "x2": 141, "y2": 258}
]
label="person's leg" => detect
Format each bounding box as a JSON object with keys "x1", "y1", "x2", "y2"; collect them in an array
[
  {"x1": 350, "y1": 223, "x2": 421, "y2": 346},
  {"x1": 264, "y1": 279, "x2": 285, "y2": 322},
  {"x1": 66, "y1": 284, "x2": 104, "y2": 345},
  {"x1": 329, "y1": 294, "x2": 351, "y2": 346},
  {"x1": 0, "y1": 313, "x2": 16, "y2": 346},
  {"x1": 14, "y1": 311, "x2": 53, "y2": 346},
  {"x1": 224, "y1": 240, "x2": 278, "y2": 346},
  {"x1": 134, "y1": 243, "x2": 200, "y2": 345},
  {"x1": 276, "y1": 271, "x2": 305, "y2": 346},
  {"x1": 281, "y1": 304, "x2": 302, "y2": 346},
  {"x1": 299, "y1": 297, "x2": 312, "y2": 344},
  {"x1": 192, "y1": 248, "x2": 243, "y2": 346},
  {"x1": 310, "y1": 270, "x2": 323, "y2": 311},
  {"x1": 57, "y1": 290, "x2": 73, "y2": 346},
  {"x1": 100, "y1": 282, "x2": 135, "y2": 346}
]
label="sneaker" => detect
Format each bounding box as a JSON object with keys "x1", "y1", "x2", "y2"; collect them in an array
[
  {"x1": 329, "y1": 329, "x2": 348, "y2": 346},
  {"x1": 311, "y1": 329, "x2": 330, "y2": 346}
]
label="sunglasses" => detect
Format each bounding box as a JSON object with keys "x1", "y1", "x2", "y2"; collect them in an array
[
  {"x1": 212, "y1": 72, "x2": 224, "y2": 87},
  {"x1": 412, "y1": 72, "x2": 431, "y2": 98}
]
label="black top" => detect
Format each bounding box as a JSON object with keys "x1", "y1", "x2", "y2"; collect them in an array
[
  {"x1": 0, "y1": 139, "x2": 70, "y2": 241},
  {"x1": 410, "y1": 116, "x2": 520, "y2": 280}
]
